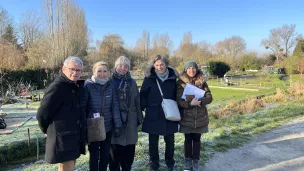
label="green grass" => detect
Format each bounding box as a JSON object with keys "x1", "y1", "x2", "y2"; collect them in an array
[
  {"x1": 0, "y1": 119, "x2": 43, "y2": 146},
  {"x1": 210, "y1": 88, "x2": 274, "y2": 105},
  {"x1": 5, "y1": 102, "x2": 303, "y2": 171},
  {"x1": 28, "y1": 101, "x2": 41, "y2": 107},
  {"x1": 2, "y1": 76, "x2": 304, "y2": 170}
]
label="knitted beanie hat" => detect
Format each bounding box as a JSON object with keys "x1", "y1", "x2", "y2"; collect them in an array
[{"x1": 184, "y1": 60, "x2": 198, "y2": 72}]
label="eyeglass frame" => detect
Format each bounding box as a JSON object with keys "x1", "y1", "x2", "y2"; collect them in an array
[{"x1": 64, "y1": 66, "x2": 82, "y2": 73}]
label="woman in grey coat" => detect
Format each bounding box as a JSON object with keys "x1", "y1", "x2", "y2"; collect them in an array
[
  {"x1": 82, "y1": 61, "x2": 122, "y2": 171},
  {"x1": 109, "y1": 56, "x2": 143, "y2": 171}
]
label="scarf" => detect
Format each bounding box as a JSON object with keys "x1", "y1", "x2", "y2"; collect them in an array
[
  {"x1": 112, "y1": 71, "x2": 131, "y2": 100},
  {"x1": 155, "y1": 68, "x2": 169, "y2": 82},
  {"x1": 91, "y1": 75, "x2": 109, "y2": 85}
]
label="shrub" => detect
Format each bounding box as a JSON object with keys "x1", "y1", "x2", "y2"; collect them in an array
[
  {"x1": 263, "y1": 88, "x2": 287, "y2": 103},
  {"x1": 207, "y1": 61, "x2": 230, "y2": 77},
  {"x1": 210, "y1": 98, "x2": 264, "y2": 118},
  {"x1": 0, "y1": 137, "x2": 45, "y2": 167},
  {"x1": 288, "y1": 83, "x2": 304, "y2": 96}
]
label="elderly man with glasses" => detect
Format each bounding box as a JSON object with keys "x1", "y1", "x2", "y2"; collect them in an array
[{"x1": 37, "y1": 56, "x2": 86, "y2": 171}]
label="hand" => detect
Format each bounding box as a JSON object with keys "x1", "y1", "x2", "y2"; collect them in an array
[
  {"x1": 190, "y1": 98, "x2": 201, "y2": 106},
  {"x1": 113, "y1": 128, "x2": 120, "y2": 138}
]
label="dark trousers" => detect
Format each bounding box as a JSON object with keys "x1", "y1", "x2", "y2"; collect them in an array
[
  {"x1": 149, "y1": 134, "x2": 175, "y2": 169},
  {"x1": 109, "y1": 144, "x2": 136, "y2": 171},
  {"x1": 184, "y1": 133, "x2": 201, "y2": 160},
  {"x1": 88, "y1": 131, "x2": 112, "y2": 171}
]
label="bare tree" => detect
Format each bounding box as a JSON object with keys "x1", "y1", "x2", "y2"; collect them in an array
[
  {"x1": 18, "y1": 9, "x2": 43, "y2": 49},
  {"x1": 175, "y1": 32, "x2": 212, "y2": 64},
  {"x1": 44, "y1": 0, "x2": 56, "y2": 67},
  {"x1": 224, "y1": 36, "x2": 246, "y2": 59},
  {"x1": 99, "y1": 34, "x2": 126, "y2": 67},
  {"x1": 213, "y1": 36, "x2": 246, "y2": 59},
  {"x1": 43, "y1": 0, "x2": 88, "y2": 69},
  {"x1": 278, "y1": 25, "x2": 299, "y2": 58},
  {"x1": 212, "y1": 41, "x2": 226, "y2": 57},
  {"x1": 261, "y1": 24, "x2": 300, "y2": 62},
  {"x1": 150, "y1": 33, "x2": 173, "y2": 58},
  {"x1": 195, "y1": 41, "x2": 213, "y2": 64},
  {"x1": 175, "y1": 32, "x2": 195, "y2": 60},
  {"x1": 135, "y1": 30, "x2": 150, "y2": 60},
  {"x1": 0, "y1": 6, "x2": 12, "y2": 37}
]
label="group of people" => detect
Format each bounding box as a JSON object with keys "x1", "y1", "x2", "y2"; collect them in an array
[{"x1": 36, "y1": 55, "x2": 213, "y2": 171}]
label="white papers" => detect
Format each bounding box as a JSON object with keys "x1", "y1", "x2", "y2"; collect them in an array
[
  {"x1": 181, "y1": 83, "x2": 205, "y2": 100},
  {"x1": 93, "y1": 113, "x2": 100, "y2": 118}
]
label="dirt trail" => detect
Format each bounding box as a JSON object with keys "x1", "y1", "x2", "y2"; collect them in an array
[{"x1": 202, "y1": 116, "x2": 304, "y2": 171}]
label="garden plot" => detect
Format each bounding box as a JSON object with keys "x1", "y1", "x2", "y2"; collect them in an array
[
  {"x1": 0, "y1": 116, "x2": 32, "y2": 134},
  {"x1": 0, "y1": 105, "x2": 37, "y2": 134}
]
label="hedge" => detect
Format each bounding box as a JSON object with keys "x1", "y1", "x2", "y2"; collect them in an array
[{"x1": 0, "y1": 136, "x2": 45, "y2": 168}]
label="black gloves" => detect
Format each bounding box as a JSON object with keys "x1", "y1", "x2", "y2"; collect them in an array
[{"x1": 113, "y1": 128, "x2": 120, "y2": 138}]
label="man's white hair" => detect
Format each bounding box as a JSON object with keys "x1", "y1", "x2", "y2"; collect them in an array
[{"x1": 63, "y1": 56, "x2": 83, "y2": 68}]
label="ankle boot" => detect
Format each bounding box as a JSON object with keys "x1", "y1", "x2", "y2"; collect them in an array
[
  {"x1": 192, "y1": 159, "x2": 200, "y2": 171},
  {"x1": 184, "y1": 158, "x2": 192, "y2": 170}
]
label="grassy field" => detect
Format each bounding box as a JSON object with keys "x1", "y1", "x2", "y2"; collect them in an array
[
  {"x1": 5, "y1": 100, "x2": 303, "y2": 171},
  {"x1": 210, "y1": 88, "x2": 272, "y2": 105},
  {"x1": 1, "y1": 74, "x2": 304, "y2": 170}
]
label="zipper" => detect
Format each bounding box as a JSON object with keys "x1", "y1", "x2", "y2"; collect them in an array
[
  {"x1": 195, "y1": 116, "x2": 196, "y2": 128},
  {"x1": 194, "y1": 106, "x2": 197, "y2": 128}
]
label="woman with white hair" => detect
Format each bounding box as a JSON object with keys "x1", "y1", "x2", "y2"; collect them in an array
[
  {"x1": 109, "y1": 56, "x2": 143, "y2": 171},
  {"x1": 82, "y1": 61, "x2": 122, "y2": 171}
]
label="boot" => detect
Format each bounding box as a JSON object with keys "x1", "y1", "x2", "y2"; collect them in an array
[
  {"x1": 150, "y1": 168, "x2": 158, "y2": 171},
  {"x1": 184, "y1": 158, "x2": 192, "y2": 170},
  {"x1": 192, "y1": 142, "x2": 201, "y2": 171},
  {"x1": 192, "y1": 159, "x2": 200, "y2": 171},
  {"x1": 167, "y1": 166, "x2": 177, "y2": 171}
]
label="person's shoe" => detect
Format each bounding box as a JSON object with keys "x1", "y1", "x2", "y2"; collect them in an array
[
  {"x1": 193, "y1": 159, "x2": 201, "y2": 171},
  {"x1": 184, "y1": 158, "x2": 192, "y2": 170},
  {"x1": 168, "y1": 166, "x2": 176, "y2": 171}
]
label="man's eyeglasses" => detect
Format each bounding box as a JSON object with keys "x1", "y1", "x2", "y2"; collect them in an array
[{"x1": 66, "y1": 67, "x2": 82, "y2": 73}]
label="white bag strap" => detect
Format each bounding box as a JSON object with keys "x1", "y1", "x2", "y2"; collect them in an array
[{"x1": 156, "y1": 79, "x2": 164, "y2": 99}]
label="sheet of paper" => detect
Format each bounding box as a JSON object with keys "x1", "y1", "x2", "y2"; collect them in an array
[
  {"x1": 93, "y1": 112, "x2": 100, "y2": 118},
  {"x1": 181, "y1": 83, "x2": 205, "y2": 99}
]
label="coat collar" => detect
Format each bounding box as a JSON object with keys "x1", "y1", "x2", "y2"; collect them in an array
[
  {"x1": 179, "y1": 70, "x2": 206, "y2": 88},
  {"x1": 144, "y1": 65, "x2": 179, "y2": 80}
]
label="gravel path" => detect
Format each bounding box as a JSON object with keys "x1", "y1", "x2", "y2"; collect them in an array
[{"x1": 202, "y1": 116, "x2": 304, "y2": 171}]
